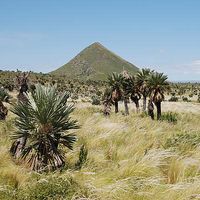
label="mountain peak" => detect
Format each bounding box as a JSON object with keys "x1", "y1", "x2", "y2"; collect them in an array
[
  {"x1": 51, "y1": 43, "x2": 139, "y2": 80},
  {"x1": 89, "y1": 42, "x2": 106, "y2": 49}
]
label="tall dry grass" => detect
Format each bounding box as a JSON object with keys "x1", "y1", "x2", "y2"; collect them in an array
[{"x1": 1, "y1": 102, "x2": 200, "y2": 199}]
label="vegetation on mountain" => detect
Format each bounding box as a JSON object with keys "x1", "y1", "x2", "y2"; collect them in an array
[{"x1": 51, "y1": 42, "x2": 139, "y2": 80}]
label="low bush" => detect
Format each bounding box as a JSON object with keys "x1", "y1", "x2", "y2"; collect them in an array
[
  {"x1": 71, "y1": 93, "x2": 78, "y2": 100},
  {"x1": 75, "y1": 144, "x2": 88, "y2": 170},
  {"x1": 182, "y1": 96, "x2": 191, "y2": 102},
  {"x1": 161, "y1": 112, "x2": 178, "y2": 123},
  {"x1": 189, "y1": 94, "x2": 193, "y2": 98},
  {"x1": 168, "y1": 96, "x2": 178, "y2": 102},
  {"x1": 197, "y1": 94, "x2": 200, "y2": 103},
  {"x1": 0, "y1": 88, "x2": 10, "y2": 102},
  {"x1": 91, "y1": 95, "x2": 101, "y2": 105}
]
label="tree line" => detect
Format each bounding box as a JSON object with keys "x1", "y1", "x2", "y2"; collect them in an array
[{"x1": 103, "y1": 69, "x2": 170, "y2": 120}]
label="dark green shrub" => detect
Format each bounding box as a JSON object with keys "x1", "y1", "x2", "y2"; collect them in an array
[
  {"x1": 4, "y1": 83, "x2": 14, "y2": 91},
  {"x1": 182, "y1": 96, "x2": 190, "y2": 102},
  {"x1": 171, "y1": 92, "x2": 176, "y2": 96},
  {"x1": 75, "y1": 145, "x2": 88, "y2": 170},
  {"x1": 71, "y1": 93, "x2": 78, "y2": 100},
  {"x1": 161, "y1": 112, "x2": 178, "y2": 123},
  {"x1": 91, "y1": 95, "x2": 101, "y2": 105},
  {"x1": 96, "y1": 90, "x2": 102, "y2": 96},
  {"x1": 168, "y1": 96, "x2": 178, "y2": 102},
  {"x1": 197, "y1": 94, "x2": 200, "y2": 103},
  {"x1": 29, "y1": 84, "x2": 36, "y2": 93},
  {"x1": 0, "y1": 88, "x2": 10, "y2": 102}
]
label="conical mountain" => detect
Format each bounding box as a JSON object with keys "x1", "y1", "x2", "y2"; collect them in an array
[{"x1": 51, "y1": 42, "x2": 139, "y2": 80}]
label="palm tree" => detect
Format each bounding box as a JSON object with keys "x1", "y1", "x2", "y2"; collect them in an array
[
  {"x1": 0, "y1": 100, "x2": 8, "y2": 120},
  {"x1": 0, "y1": 88, "x2": 9, "y2": 120},
  {"x1": 136, "y1": 68, "x2": 153, "y2": 112},
  {"x1": 102, "y1": 87, "x2": 113, "y2": 116},
  {"x1": 16, "y1": 71, "x2": 30, "y2": 103},
  {"x1": 130, "y1": 87, "x2": 141, "y2": 113},
  {"x1": 148, "y1": 72, "x2": 170, "y2": 120},
  {"x1": 10, "y1": 72, "x2": 30, "y2": 158},
  {"x1": 121, "y1": 70, "x2": 133, "y2": 115},
  {"x1": 122, "y1": 74, "x2": 141, "y2": 113},
  {"x1": 107, "y1": 73, "x2": 123, "y2": 113},
  {"x1": 10, "y1": 84, "x2": 79, "y2": 171}
]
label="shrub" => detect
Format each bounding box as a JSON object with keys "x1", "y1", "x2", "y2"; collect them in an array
[
  {"x1": 197, "y1": 94, "x2": 200, "y2": 103},
  {"x1": 168, "y1": 96, "x2": 178, "y2": 102},
  {"x1": 71, "y1": 93, "x2": 78, "y2": 100},
  {"x1": 4, "y1": 83, "x2": 14, "y2": 92},
  {"x1": 171, "y1": 92, "x2": 176, "y2": 96},
  {"x1": 189, "y1": 94, "x2": 193, "y2": 98},
  {"x1": 91, "y1": 95, "x2": 101, "y2": 105},
  {"x1": 182, "y1": 96, "x2": 191, "y2": 102},
  {"x1": 96, "y1": 90, "x2": 102, "y2": 96},
  {"x1": 0, "y1": 88, "x2": 10, "y2": 102},
  {"x1": 29, "y1": 84, "x2": 36, "y2": 93},
  {"x1": 75, "y1": 144, "x2": 88, "y2": 170},
  {"x1": 161, "y1": 112, "x2": 178, "y2": 123}
]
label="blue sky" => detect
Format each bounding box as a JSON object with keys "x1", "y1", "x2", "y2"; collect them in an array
[{"x1": 0, "y1": 0, "x2": 200, "y2": 81}]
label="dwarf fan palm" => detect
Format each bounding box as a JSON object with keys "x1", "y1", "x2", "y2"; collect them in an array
[
  {"x1": 123, "y1": 75, "x2": 141, "y2": 113},
  {"x1": 0, "y1": 87, "x2": 10, "y2": 102},
  {"x1": 136, "y1": 68, "x2": 153, "y2": 112},
  {"x1": 107, "y1": 73, "x2": 124, "y2": 113},
  {"x1": 121, "y1": 71, "x2": 135, "y2": 115},
  {"x1": 148, "y1": 72, "x2": 170, "y2": 120},
  {"x1": 10, "y1": 84, "x2": 79, "y2": 171},
  {"x1": 102, "y1": 87, "x2": 113, "y2": 116},
  {"x1": 0, "y1": 88, "x2": 9, "y2": 120}
]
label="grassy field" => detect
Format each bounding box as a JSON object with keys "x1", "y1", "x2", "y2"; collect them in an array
[{"x1": 1, "y1": 101, "x2": 200, "y2": 200}]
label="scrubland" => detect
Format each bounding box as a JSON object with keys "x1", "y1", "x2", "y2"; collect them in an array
[{"x1": 1, "y1": 101, "x2": 200, "y2": 200}]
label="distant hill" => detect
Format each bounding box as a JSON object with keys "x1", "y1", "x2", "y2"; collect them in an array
[{"x1": 51, "y1": 42, "x2": 139, "y2": 80}]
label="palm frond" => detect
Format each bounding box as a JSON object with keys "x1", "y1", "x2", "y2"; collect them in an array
[
  {"x1": 11, "y1": 84, "x2": 78, "y2": 171},
  {"x1": 107, "y1": 72, "x2": 124, "y2": 91}
]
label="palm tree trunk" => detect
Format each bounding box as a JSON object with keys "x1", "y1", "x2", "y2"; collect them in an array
[
  {"x1": 0, "y1": 101, "x2": 8, "y2": 120},
  {"x1": 134, "y1": 100, "x2": 139, "y2": 113},
  {"x1": 124, "y1": 98, "x2": 129, "y2": 115},
  {"x1": 136, "y1": 101, "x2": 139, "y2": 113},
  {"x1": 10, "y1": 137, "x2": 27, "y2": 158},
  {"x1": 143, "y1": 96, "x2": 147, "y2": 112},
  {"x1": 155, "y1": 101, "x2": 161, "y2": 120},
  {"x1": 114, "y1": 101, "x2": 119, "y2": 113}
]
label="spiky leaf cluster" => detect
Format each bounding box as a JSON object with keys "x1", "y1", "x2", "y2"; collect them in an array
[{"x1": 11, "y1": 84, "x2": 79, "y2": 171}]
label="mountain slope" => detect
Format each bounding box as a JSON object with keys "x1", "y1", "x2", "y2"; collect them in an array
[{"x1": 51, "y1": 42, "x2": 139, "y2": 80}]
